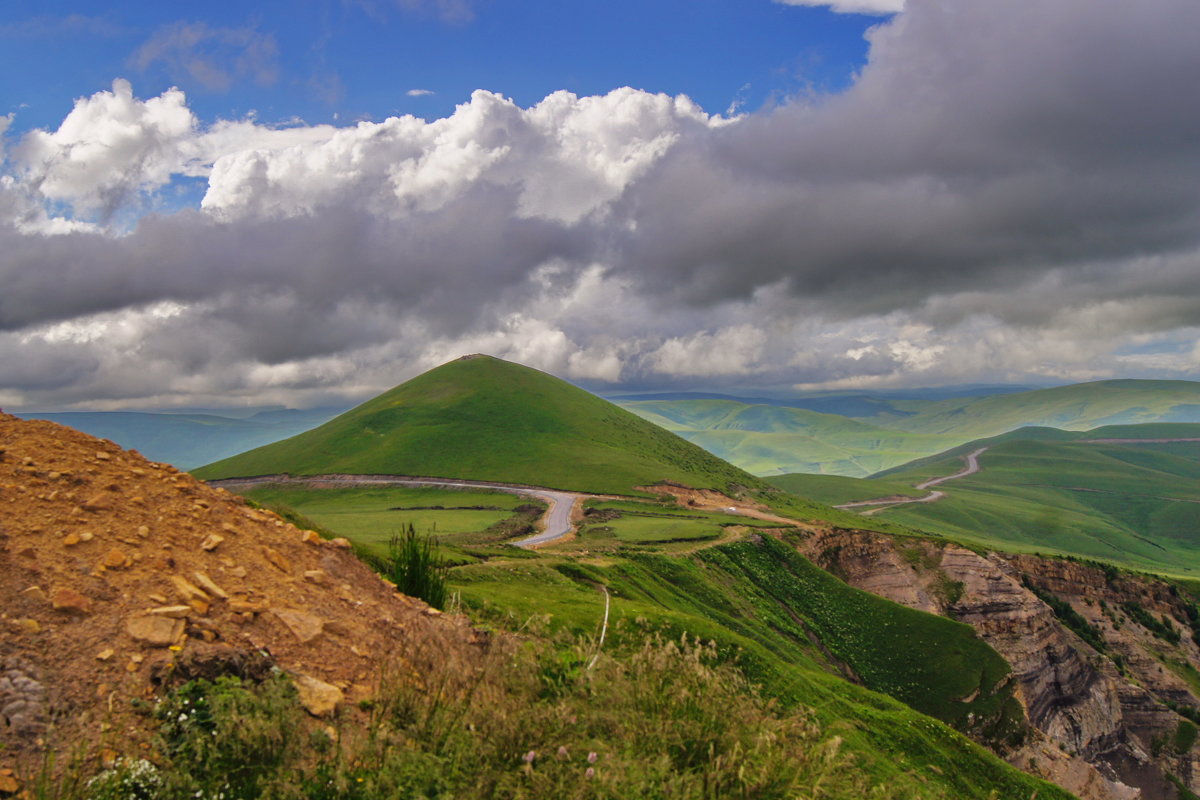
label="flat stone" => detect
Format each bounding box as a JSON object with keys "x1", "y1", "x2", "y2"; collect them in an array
[
  {"x1": 301, "y1": 530, "x2": 322, "y2": 545},
  {"x1": 102, "y1": 548, "x2": 129, "y2": 569},
  {"x1": 126, "y1": 615, "x2": 184, "y2": 647},
  {"x1": 193, "y1": 572, "x2": 229, "y2": 599},
  {"x1": 229, "y1": 600, "x2": 269, "y2": 614},
  {"x1": 148, "y1": 605, "x2": 192, "y2": 619},
  {"x1": 200, "y1": 533, "x2": 224, "y2": 551},
  {"x1": 272, "y1": 609, "x2": 324, "y2": 643},
  {"x1": 51, "y1": 587, "x2": 92, "y2": 615},
  {"x1": 62, "y1": 533, "x2": 81, "y2": 546},
  {"x1": 262, "y1": 546, "x2": 292, "y2": 574},
  {"x1": 20, "y1": 585, "x2": 47, "y2": 604},
  {"x1": 294, "y1": 673, "x2": 343, "y2": 717},
  {"x1": 15, "y1": 618, "x2": 41, "y2": 634},
  {"x1": 81, "y1": 493, "x2": 111, "y2": 512},
  {"x1": 169, "y1": 575, "x2": 210, "y2": 602},
  {"x1": 303, "y1": 570, "x2": 328, "y2": 585}
]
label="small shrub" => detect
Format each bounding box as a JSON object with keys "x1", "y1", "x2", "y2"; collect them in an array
[
  {"x1": 154, "y1": 674, "x2": 302, "y2": 800},
  {"x1": 85, "y1": 759, "x2": 162, "y2": 800}
]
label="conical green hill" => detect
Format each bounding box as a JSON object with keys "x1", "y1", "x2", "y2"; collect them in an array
[{"x1": 193, "y1": 355, "x2": 772, "y2": 495}]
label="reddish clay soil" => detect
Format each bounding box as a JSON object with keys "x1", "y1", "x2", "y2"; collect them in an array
[{"x1": 0, "y1": 413, "x2": 486, "y2": 789}]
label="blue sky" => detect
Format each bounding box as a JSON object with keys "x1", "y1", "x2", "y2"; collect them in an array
[
  {"x1": 2, "y1": 1, "x2": 879, "y2": 135},
  {"x1": 3, "y1": 0, "x2": 1200, "y2": 410}
]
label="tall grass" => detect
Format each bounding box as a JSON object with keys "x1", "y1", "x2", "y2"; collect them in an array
[
  {"x1": 47, "y1": 634, "x2": 913, "y2": 800},
  {"x1": 386, "y1": 523, "x2": 448, "y2": 609}
]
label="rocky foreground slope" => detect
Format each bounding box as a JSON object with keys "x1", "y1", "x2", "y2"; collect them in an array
[
  {"x1": 803, "y1": 528, "x2": 1200, "y2": 800},
  {"x1": 0, "y1": 413, "x2": 485, "y2": 791}
]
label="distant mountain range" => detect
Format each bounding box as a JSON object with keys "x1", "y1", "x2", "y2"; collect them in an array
[
  {"x1": 618, "y1": 379, "x2": 1200, "y2": 477},
  {"x1": 18, "y1": 376, "x2": 1200, "y2": 481}
]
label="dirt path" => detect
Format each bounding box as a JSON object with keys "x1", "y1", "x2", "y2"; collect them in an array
[
  {"x1": 835, "y1": 447, "x2": 988, "y2": 512},
  {"x1": 208, "y1": 474, "x2": 585, "y2": 549}
]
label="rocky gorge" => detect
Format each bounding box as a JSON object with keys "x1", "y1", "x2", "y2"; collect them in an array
[{"x1": 801, "y1": 528, "x2": 1200, "y2": 800}]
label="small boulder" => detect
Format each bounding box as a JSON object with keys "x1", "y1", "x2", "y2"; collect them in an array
[
  {"x1": 126, "y1": 615, "x2": 185, "y2": 647},
  {"x1": 51, "y1": 587, "x2": 92, "y2": 615},
  {"x1": 272, "y1": 609, "x2": 324, "y2": 643},
  {"x1": 294, "y1": 674, "x2": 343, "y2": 717}
]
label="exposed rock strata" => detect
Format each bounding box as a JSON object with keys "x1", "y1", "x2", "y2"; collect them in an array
[{"x1": 804, "y1": 528, "x2": 1200, "y2": 800}]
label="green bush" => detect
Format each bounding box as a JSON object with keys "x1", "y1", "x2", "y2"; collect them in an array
[{"x1": 153, "y1": 674, "x2": 302, "y2": 800}]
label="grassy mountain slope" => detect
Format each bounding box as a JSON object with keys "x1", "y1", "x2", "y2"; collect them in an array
[
  {"x1": 196, "y1": 355, "x2": 789, "y2": 496},
  {"x1": 788, "y1": 424, "x2": 1200, "y2": 575},
  {"x1": 228, "y1": 477, "x2": 1067, "y2": 798},
  {"x1": 618, "y1": 398, "x2": 956, "y2": 477},
  {"x1": 15, "y1": 409, "x2": 338, "y2": 469}
]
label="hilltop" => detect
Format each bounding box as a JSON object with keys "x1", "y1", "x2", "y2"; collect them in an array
[{"x1": 195, "y1": 355, "x2": 780, "y2": 497}]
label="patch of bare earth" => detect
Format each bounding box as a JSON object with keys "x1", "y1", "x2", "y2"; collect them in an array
[{"x1": 0, "y1": 414, "x2": 488, "y2": 790}]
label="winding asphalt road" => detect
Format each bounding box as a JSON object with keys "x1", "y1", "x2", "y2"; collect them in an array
[
  {"x1": 208, "y1": 474, "x2": 582, "y2": 548},
  {"x1": 834, "y1": 447, "x2": 988, "y2": 511}
]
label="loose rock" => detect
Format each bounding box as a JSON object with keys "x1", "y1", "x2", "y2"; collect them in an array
[{"x1": 294, "y1": 673, "x2": 343, "y2": 717}]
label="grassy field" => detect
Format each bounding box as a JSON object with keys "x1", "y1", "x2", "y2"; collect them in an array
[
  {"x1": 239, "y1": 484, "x2": 542, "y2": 558},
  {"x1": 572, "y1": 498, "x2": 783, "y2": 547}
]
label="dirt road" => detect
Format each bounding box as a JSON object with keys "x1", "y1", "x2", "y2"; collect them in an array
[{"x1": 835, "y1": 447, "x2": 988, "y2": 511}]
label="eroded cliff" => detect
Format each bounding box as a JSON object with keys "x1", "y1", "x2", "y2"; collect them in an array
[{"x1": 803, "y1": 528, "x2": 1200, "y2": 800}]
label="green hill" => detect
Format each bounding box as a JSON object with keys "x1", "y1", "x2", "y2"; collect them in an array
[
  {"x1": 196, "y1": 355, "x2": 784, "y2": 496},
  {"x1": 785, "y1": 424, "x2": 1200, "y2": 575},
  {"x1": 617, "y1": 398, "x2": 956, "y2": 477}
]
